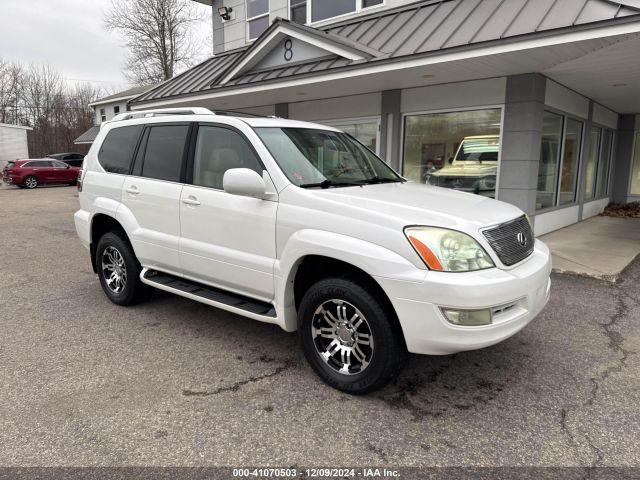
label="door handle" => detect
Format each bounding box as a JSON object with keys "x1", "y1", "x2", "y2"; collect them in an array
[
  {"x1": 125, "y1": 186, "x2": 140, "y2": 195},
  {"x1": 182, "y1": 196, "x2": 201, "y2": 206}
]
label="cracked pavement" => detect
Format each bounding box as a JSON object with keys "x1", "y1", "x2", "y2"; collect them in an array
[{"x1": 0, "y1": 186, "x2": 638, "y2": 467}]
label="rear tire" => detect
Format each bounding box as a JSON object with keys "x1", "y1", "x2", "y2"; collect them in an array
[
  {"x1": 298, "y1": 277, "x2": 406, "y2": 394},
  {"x1": 96, "y1": 232, "x2": 152, "y2": 306},
  {"x1": 23, "y1": 176, "x2": 38, "y2": 189}
]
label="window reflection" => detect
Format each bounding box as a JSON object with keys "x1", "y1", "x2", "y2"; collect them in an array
[
  {"x1": 402, "y1": 109, "x2": 502, "y2": 197},
  {"x1": 559, "y1": 118, "x2": 583, "y2": 205}
]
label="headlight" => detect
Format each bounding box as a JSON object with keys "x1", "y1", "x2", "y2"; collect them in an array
[
  {"x1": 477, "y1": 175, "x2": 496, "y2": 191},
  {"x1": 404, "y1": 227, "x2": 494, "y2": 272}
]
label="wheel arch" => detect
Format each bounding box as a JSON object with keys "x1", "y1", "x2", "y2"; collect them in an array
[
  {"x1": 276, "y1": 230, "x2": 422, "y2": 345},
  {"x1": 90, "y1": 214, "x2": 130, "y2": 273}
]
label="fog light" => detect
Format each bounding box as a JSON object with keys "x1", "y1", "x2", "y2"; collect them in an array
[{"x1": 442, "y1": 308, "x2": 492, "y2": 326}]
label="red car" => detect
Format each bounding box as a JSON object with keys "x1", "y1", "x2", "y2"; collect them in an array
[{"x1": 2, "y1": 159, "x2": 81, "y2": 189}]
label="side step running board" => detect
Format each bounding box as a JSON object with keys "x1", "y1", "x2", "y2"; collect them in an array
[{"x1": 140, "y1": 269, "x2": 277, "y2": 320}]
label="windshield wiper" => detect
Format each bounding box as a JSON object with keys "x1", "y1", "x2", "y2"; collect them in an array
[
  {"x1": 359, "y1": 176, "x2": 404, "y2": 185},
  {"x1": 298, "y1": 179, "x2": 363, "y2": 189}
]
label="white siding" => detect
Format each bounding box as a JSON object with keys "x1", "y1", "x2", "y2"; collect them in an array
[
  {"x1": 401, "y1": 78, "x2": 507, "y2": 113},
  {"x1": 593, "y1": 103, "x2": 618, "y2": 129},
  {"x1": 545, "y1": 79, "x2": 589, "y2": 119},
  {"x1": 0, "y1": 124, "x2": 30, "y2": 168},
  {"x1": 534, "y1": 205, "x2": 580, "y2": 236},
  {"x1": 289, "y1": 92, "x2": 381, "y2": 121},
  {"x1": 582, "y1": 198, "x2": 610, "y2": 219}
]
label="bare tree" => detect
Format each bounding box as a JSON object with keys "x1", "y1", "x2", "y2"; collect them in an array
[
  {"x1": 104, "y1": 0, "x2": 202, "y2": 86},
  {"x1": 0, "y1": 59, "x2": 24, "y2": 124},
  {"x1": 0, "y1": 57, "x2": 102, "y2": 156}
]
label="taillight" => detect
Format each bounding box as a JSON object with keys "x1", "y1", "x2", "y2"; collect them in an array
[{"x1": 77, "y1": 169, "x2": 85, "y2": 192}]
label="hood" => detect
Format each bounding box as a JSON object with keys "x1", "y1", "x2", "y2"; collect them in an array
[
  {"x1": 431, "y1": 163, "x2": 498, "y2": 177},
  {"x1": 302, "y1": 181, "x2": 523, "y2": 230}
]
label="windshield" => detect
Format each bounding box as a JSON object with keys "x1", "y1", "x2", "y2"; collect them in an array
[
  {"x1": 454, "y1": 137, "x2": 500, "y2": 163},
  {"x1": 254, "y1": 127, "x2": 403, "y2": 188}
]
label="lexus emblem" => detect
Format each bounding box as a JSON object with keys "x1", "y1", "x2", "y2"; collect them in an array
[{"x1": 517, "y1": 232, "x2": 527, "y2": 247}]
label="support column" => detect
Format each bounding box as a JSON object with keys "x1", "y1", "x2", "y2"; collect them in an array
[
  {"x1": 498, "y1": 74, "x2": 546, "y2": 219},
  {"x1": 274, "y1": 103, "x2": 289, "y2": 119},
  {"x1": 611, "y1": 114, "x2": 636, "y2": 203},
  {"x1": 380, "y1": 90, "x2": 402, "y2": 171}
]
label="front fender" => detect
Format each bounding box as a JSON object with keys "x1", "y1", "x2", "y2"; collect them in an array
[{"x1": 274, "y1": 229, "x2": 426, "y2": 332}]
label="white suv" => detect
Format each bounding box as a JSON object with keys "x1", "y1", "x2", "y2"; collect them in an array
[{"x1": 75, "y1": 108, "x2": 551, "y2": 394}]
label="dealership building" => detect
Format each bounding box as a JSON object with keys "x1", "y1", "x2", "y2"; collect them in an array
[{"x1": 125, "y1": 0, "x2": 640, "y2": 234}]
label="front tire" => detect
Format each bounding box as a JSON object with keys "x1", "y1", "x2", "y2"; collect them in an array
[
  {"x1": 23, "y1": 176, "x2": 38, "y2": 189},
  {"x1": 96, "y1": 232, "x2": 152, "y2": 306},
  {"x1": 298, "y1": 278, "x2": 406, "y2": 394}
]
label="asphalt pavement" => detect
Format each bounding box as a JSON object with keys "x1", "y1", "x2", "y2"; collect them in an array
[{"x1": 0, "y1": 185, "x2": 638, "y2": 469}]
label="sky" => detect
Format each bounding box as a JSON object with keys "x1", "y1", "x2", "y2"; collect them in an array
[{"x1": 0, "y1": 0, "x2": 212, "y2": 93}]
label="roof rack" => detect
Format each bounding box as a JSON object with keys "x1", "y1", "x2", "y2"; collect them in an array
[
  {"x1": 107, "y1": 107, "x2": 275, "y2": 124},
  {"x1": 109, "y1": 107, "x2": 214, "y2": 122}
]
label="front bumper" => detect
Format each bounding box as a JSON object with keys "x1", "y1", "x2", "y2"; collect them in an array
[{"x1": 375, "y1": 240, "x2": 552, "y2": 355}]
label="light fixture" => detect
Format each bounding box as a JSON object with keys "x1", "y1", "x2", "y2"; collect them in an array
[
  {"x1": 421, "y1": 74, "x2": 435, "y2": 79},
  {"x1": 218, "y1": 6, "x2": 233, "y2": 21}
]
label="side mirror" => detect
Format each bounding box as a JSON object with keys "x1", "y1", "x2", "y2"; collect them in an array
[
  {"x1": 223, "y1": 168, "x2": 266, "y2": 198},
  {"x1": 66, "y1": 164, "x2": 71, "y2": 169}
]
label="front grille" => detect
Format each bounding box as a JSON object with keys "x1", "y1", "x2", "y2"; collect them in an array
[
  {"x1": 432, "y1": 176, "x2": 478, "y2": 189},
  {"x1": 482, "y1": 215, "x2": 534, "y2": 266}
]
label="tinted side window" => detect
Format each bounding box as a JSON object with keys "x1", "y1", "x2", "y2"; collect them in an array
[
  {"x1": 141, "y1": 125, "x2": 189, "y2": 182},
  {"x1": 31, "y1": 160, "x2": 53, "y2": 167},
  {"x1": 99, "y1": 126, "x2": 143, "y2": 174},
  {"x1": 193, "y1": 126, "x2": 263, "y2": 190}
]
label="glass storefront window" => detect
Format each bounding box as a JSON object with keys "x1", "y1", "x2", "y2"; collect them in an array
[
  {"x1": 595, "y1": 129, "x2": 613, "y2": 197},
  {"x1": 559, "y1": 118, "x2": 583, "y2": 205},
  {"x1": 631, "y1": 132, "x2": 640, "y2": 195},
  {"x1": 402, "y1": 108, "x2": 502, "y2": 197},
  {"x1": 329, "y1": 121, "x2": 378, "y2": 154},
  {"x1": 536, "y1": 111, "x2": 563, "y2": 210},
  {"x1": 584, "y1": 126, "x2": 601, "y2": 200}
]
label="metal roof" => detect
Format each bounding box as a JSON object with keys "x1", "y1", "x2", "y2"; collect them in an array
[
  {"x1": 131, "y1": 0, "x2": 640, "y2": 104},
  {"x1": 90, "y1": 85, "x2": 157, "y2": 106},
  {"x1": 73, "y1": 125, "x2": 101, "y2": 145}
]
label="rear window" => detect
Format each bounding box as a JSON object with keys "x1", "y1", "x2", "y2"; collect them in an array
[
  {"x1": 98, "y1": 125, "x2": 143, "y2": 174},
  {"x1": 140, "y1": 125, "x2": 189, "y2": 182}
]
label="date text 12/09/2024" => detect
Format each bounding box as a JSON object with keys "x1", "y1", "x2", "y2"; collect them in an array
[{"x1": 232, "y1": 468, "x2": 401, "y2": 478}]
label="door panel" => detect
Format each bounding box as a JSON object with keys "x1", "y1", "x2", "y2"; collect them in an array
[
  {"x1": 179, "y1": 124, "x2": 277, "y2": 300},
  {"x1": 119, "y1": 124, "x2": 190, "y2": 274},
  {"x1": 51, "y1": 161, "x2": 73, "y2": 182},
  {"x1": 180, "y1": 185, "x2": 277, "y2": 299},
  {"x1": 121, "y1": 177, "x2": 183, "y2": 273}
]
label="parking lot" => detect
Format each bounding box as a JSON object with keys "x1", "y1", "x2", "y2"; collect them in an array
[{"x1": 0, "y1": 185, "x2": 638, "y2": 468}]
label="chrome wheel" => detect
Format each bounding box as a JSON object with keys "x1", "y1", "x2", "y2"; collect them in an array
[
  {"x1": 101, "y1": 246, "x2": 127, "y2": 294},
  {"x1": 24, "y1": 176, "x2": 37, "y2": 188},
  {"x1": 311, "y1": 299, "x2": 374, "y2": 375}
]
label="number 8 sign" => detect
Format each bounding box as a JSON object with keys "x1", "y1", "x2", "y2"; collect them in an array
[{"x1": 284, "y1": 38, "x2": 293, "y2": 61}]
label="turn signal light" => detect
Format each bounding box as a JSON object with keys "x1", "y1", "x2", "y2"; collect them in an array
[{"x1": 407, "y1": 235, "x2": 444, "y2": 270}]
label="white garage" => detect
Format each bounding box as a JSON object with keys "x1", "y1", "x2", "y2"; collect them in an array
[{"x1": 0, "y1": 123, "x2": 32, "y2": 168}]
